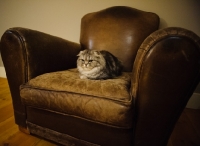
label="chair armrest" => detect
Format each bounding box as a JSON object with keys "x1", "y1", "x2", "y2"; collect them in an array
[
  {"x1": 131, "y1": 27, "x2": 200, "y2": 146},
  {"x1": 0, "y1": 27, "x2": 81, "y2": 127},
  {"x1": 1, "y1": 27, "x2": 81, "y2": 80}
]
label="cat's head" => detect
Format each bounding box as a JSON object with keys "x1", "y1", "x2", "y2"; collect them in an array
[{"x1": 77, "y1": 49, "x2": 105, "y2": 71}]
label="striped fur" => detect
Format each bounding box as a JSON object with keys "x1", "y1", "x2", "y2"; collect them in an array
[{"x1": 77, "y1": 49, "x2": 123, "y2": 80}]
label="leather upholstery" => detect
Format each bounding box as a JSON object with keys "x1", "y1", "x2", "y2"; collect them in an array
[
  {"x1": 80, "y1": 6, "x2": 159, "y2": 71},
  {"x1": 1, "y1": 6, "x2": 200, "y2": 146},
  {"x1": 131, "y1": 27, "x2": 200, "y2": 145},
  {"x1": 0, "y1": 28, "x2": 81, "y2": 128},
  {"x1": 20, "y1": 69, "x2": 133, "y2": 127},
  {"x1": 20, "y1": 68, "x2": 134, "y2": 145}
]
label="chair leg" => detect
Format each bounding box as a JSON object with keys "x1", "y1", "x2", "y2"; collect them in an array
[{"x1": 18, "y1": 126, "x2": 30, "y2": 134}]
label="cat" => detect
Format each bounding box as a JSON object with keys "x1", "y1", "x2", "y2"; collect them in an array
[{"x1": 77, "y1": 49, "x2": 123, "y2": 80}]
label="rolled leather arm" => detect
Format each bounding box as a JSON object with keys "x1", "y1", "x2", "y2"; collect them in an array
[
  {"x1": 0, "y1": 27, "x2": 81, "y2": 127},
  {"x1": 131, "y1": 27, "x2": 200, "y2": 146}
]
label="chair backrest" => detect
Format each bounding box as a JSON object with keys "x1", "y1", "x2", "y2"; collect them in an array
[{"x1": 80, "y1": 6, "x2": 159, "y2": 71}]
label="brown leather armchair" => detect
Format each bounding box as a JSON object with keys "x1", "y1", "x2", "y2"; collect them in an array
[{"x1": 1, "y1": 6, "x2": 200, "y2": 146}]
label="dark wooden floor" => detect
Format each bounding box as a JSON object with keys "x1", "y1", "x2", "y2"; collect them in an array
[
  {"x1": 167, "y1": 108, "x2": 200, "y2": 146},
  {"x1": 0, "y1": 77, "x2": 200, "y2": 146}
]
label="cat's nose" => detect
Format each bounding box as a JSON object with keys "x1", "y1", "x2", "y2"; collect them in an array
[{"x1": 83, "y1": 63, "x2": 89, "y2": 67}]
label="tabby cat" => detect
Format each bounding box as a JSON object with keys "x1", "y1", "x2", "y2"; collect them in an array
[{"x1": 77, "y1": 49, "x2": 123, "y2": 80}]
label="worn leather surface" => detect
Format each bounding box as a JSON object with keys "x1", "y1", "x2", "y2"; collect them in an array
[
  {"x1": 27, "y1": 121, "x2": 100, "y2": 146},
  {"x1": 26, "y1": 107, "x2": 133, "y2": 146},
  {"x1": 20, "y1": 68, "x2": 133, "y2": 127},
  {"x1": 1, "y1": 6, "x2": 200, "y2": 146},
  {"x1": 131, "y1": 27, "x2": 200, "y2": 146},
  {"x1": 80, "y1": 6, "x2": 159, "y2": 72},
  {"x1": 0, "y1": 27, "x2": 81, "y2": 127},
  {"x1": 24, "y1": 68, "x2": 131, "y2": 101}
]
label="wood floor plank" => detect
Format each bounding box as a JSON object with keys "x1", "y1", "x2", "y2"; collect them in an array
[
  {"x1": 0, "y1": 98, "x2": 12, "y2": 109},
  {"x1": 0, "y1": 116, "x2": 15, "y2": 134},
  {"x1": 2, "y1": 131, "x2": 41, "y2": 146},
  {"x1": 2, "y1": 131, "x2": 58, "y2": 146},
  {"x1": 169, "y1": 110, "x2": 200, "y2": 146},
  {"x1": 0, "y1": 88, "x2": 11, "y2": 98},
  {"x1": 0, "y1": 89, "x2": 11, "y2": 99},
  {"x1": 0, "y1": 104, "x2": 14, "y2": 123},
  {"x1": 0, "y1": 77, "x2": 12, "y2": 109},
  {"x1": 0, "y1": 77, "x2": 8, "y2": 85},
  {"x1": 35, "y1": 139, "x2": 58, "y2": 146},
  {"x1": 167, "y1": 138, "x2": 173, "y2": 146},
  {"x1": 185, "y1": 108, "x2": 200, "y2": 139},
  {"x1": 0, "y1": 78, "x2": 9, "y2": 94},
  {"x1": 0, "y1": 123, "x2": 19, "y2": 144}
]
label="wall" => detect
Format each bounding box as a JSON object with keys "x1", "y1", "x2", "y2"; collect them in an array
[
  {"x1": 0, "y1": 0, "x2": 200, "y2": 108},
  {"x1": 1, "y1": 0, "x2": 200, "y2": 43},
  {"x1": 0, "y1": 0, "x2": 200, "y2": 69}
]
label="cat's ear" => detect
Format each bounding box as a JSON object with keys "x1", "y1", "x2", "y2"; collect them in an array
[
  {"x1": 94, "y1": 51, "x2": 101, "y2": 56},
  {"x1": 77, "y1": 51, "x2": 84, "y2": 56}
]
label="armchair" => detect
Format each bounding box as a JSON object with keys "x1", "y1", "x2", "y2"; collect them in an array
[{"x1": 1, "y1": 6, "x2": 200, "y2": 146}]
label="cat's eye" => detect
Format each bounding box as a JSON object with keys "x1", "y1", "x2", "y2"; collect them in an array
[
  {"x1": 80, "y1": 59, "x2": 84, "y2": 62},
  {"x1": 89, "y1": 60, "x2": 93, "y2": 63}
]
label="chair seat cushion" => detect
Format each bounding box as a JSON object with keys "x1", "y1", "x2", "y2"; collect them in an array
[{"x1": 20, "y1": 68, "x2": 133, "y2": 128}]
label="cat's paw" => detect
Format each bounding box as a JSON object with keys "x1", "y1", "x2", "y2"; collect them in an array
[{"x1": 80, "y1": 75, "x2": 88, "y2": 79}]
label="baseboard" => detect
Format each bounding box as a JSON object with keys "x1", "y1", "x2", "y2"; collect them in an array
[
  {"x1": 186, "y1": 93, "x2": 200, "y2": 109},
  {"x1": 0, "y1": 66, "x2": 6, "y2": 78}
]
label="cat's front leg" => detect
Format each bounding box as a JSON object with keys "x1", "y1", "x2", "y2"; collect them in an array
[{"x1": 80, "y1": 74, "x2": 88, "y2": 79}]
